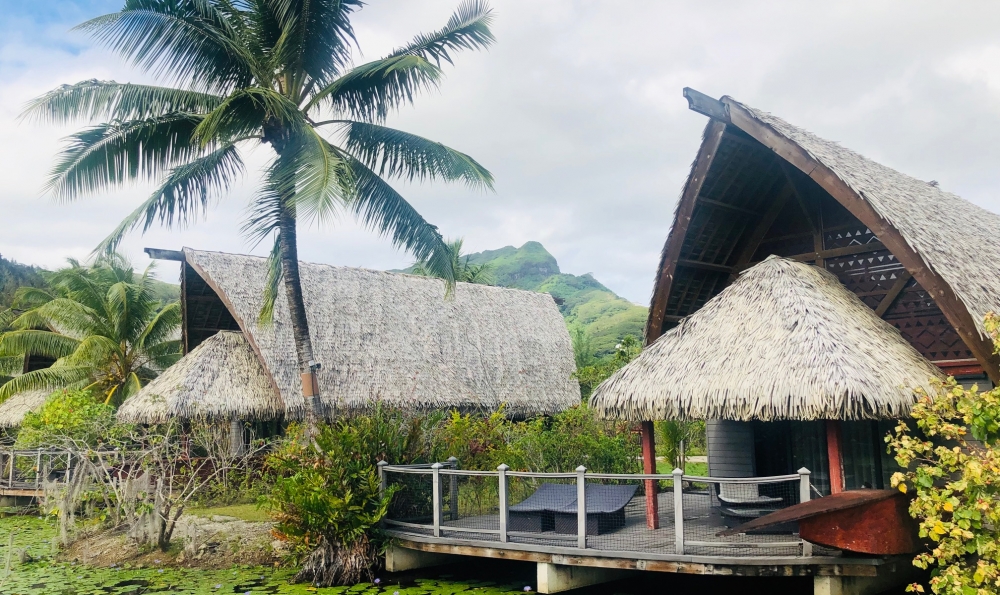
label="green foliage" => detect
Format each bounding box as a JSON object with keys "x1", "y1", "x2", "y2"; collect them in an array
[
  {"x1": 575, "y1": 335, "x2": 643, "y2": 401},
  {"x1": 887, "y1": 313, "x2": 1000, "y2": 595},
  {"x1": 0, "y1": 254, "x2": 181, "y2": 405},
  {"x1": 656, "y1": 420, "x2": 704, "y2": 471},
  {"x1": 431, "y1": 405, "x2": 639, "y2": 474},
  {"x1": 265, "y1": 405, "x2": 426, "y2": 556},
  {"x1": 14, "y1": 388, "x2": 123, "y2": 449}
]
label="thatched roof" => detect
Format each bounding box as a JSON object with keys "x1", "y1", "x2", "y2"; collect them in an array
[
  {"x1": 180, "y1": 249, "x2": 579, "y2": 418},
  {"x1": 728, "y1": 98, "x2": 1000, "y2": 341},
  {"x1": 117, "y1": 331, "x2": 282, "y2": 423},
  {"x1": 591, "y1": 256, "x2": 943, "y2": 422},
  {"x1": 0, "y1": 389, "x2": 49, "y2": 429}
]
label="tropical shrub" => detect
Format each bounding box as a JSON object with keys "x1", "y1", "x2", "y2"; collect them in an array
[
  {"x1": 510, "y1": 405, "x2": 639, "y2": 474},
  {"x1": 14, "y1": 389, "x2": 122, "y2": 449},
  {"x1": 888, "y1": 313, "x2": 1000, "y2": 595},
  {"x1": 265, "y1": 406, "x2": 426, "y2": 586}
]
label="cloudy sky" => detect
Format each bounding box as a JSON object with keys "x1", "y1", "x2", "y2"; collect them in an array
[{"x1": 2, "y1": 1, "x2": 999, "y2": 304}]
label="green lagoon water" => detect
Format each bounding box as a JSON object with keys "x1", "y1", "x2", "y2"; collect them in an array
[{"x1": 0, "y1": 516, "x2": 535, "y2": 595}]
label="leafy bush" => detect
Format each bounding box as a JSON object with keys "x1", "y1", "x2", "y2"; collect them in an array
[
  {"x1": 888, "y1": 313, "x2": 1000, "y2": 595},
  {"x1": 15, "y1": 389, "x2": 123, "y2": 449},
  {"x1": 510, "y1": 405, "x2": 639, "y2": 473},
  {"x1": 264, "y1": 405, "x2": 426, "y2": 586}
]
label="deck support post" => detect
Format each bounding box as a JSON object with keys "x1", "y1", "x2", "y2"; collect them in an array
[
  {"x1": 498, "y1": 464, "x2": 509, "y2": 543},
  {"x1": 385, "y1": 546, "x2": 454, "y2": 572},
  {"x1": 576, "y1": 465, "x2": 587, "y2": 549},
  {"x1": 798, "y1": 467, "x2": 813, "y2": 556},
  {"x1": 640, "y1": 421, "x2": 659, "y2": 529},
  {"x1": 826, "y1": 421, "x2": 844, "y2": 494},
  {"x1": 672, "y1": 467, "x2": 684, "y2": 554},
  {"x1": 537, "y1": 562, "x2": 628, "y2": 594},
  {"x1": 814, "y1": 574, "x2": 912, "y2": 595},
  {"x1": 448, "y1": 457, "x2": 459, "y2": 521},
  {"x1": 431, "y1": 463, "x2": 443, "y2": 538}
]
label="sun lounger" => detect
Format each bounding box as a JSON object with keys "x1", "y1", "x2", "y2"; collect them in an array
[{"x1": 509, "y1": 483, "x2": 638, "y2": 536}]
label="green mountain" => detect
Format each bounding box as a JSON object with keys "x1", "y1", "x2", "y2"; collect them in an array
[
  {"x1": 0, "y1": 255, "x2": 46, "y2": 309},
  {"x1": 464, "y1": 242, "x2": 648, "y2": 356}
]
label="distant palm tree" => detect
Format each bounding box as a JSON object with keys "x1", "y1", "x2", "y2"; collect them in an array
[
  {"x1": 411, "y1": 238, "x2": 495, "y2": 285},
  {"x1": 23, "y1": 0, "x2": 495, "y2": 431},
  {"x1": 0, "y1": 255, "x2": 181, "y2": 405}
]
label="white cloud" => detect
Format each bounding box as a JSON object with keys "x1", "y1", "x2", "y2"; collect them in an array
[{"x1": 2, "y1": 1, "x2": 1000, "y2": 303}]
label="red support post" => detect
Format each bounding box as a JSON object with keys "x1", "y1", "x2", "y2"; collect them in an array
[
  {"x1": 641, "y1": 421, "x2": 659, "y2": 529},
  {"x1": 826, "y1": 420, "x2": 844, "y2": 494}
]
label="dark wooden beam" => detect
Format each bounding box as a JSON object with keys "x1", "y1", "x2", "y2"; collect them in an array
[
  {"x1": 736, "y1": 241, "x2": 889, "y2": 272},
  {"x1": 677, "y1": 259, "x2": 732, "y2": 274},
  {"x1": 726, "y1": 98, "x2": 1000, "y2": 383},
  {"x1": 144, "y1": 248, "x2": 184, "y2": 261},
  {"x1": 727, "y1": 182, "x2": 795, "y2": 282},
  {"x1": 185, "y1": 294, "x2": 226, "y2": 304},
  {"x1": 874, "y1": 271, "x2": 912, "y2": 317},
  {"x1": 779, "y1": 161, "x2": 825, "y2": 267},
  {"x1": 645, "y1": 120, "x2": 726, "y2": 345},
  {"x1": 696, "y1": 196, "x2": 762, "y2": 216},
  {"x1": 663, "y1": 315, "x2": 686, "y2": 324},
  {"x1": 683, "y1": 88, "x2": 730, "y2": 122}
]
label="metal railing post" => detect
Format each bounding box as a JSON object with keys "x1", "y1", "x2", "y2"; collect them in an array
[
  {"x1": 448, "y1": 456, "x2": 459, "y2": 521},
  {"x1": 673, "y1": 467, "x2": 684, "y2": 555},
  {"x1": 8, "y1": 452, "x2": 14, "y2": 485},
  {"x1": 798, "y1": 467, "x2": 813, "y2": 557},
  {"x1": 35, "y1": 449, "x2": 41, "y2": 488},
  {"x1": 377, "y1": 460, "x2": 388, "y2": 500},
  {"x1": 66, "y1": 452, "x2": 72, "y2": 485},
  {"x1": 431, "y1": 462, "x2": 443, "y2": 538},
  {"x1": 576, "y1": 465, "x2": 587, "y2": 549},
  {"x1": 498, "y1": 464, "x2": 509, "y2": 543}
]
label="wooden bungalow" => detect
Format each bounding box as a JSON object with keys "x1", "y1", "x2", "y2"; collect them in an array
[
  {"x1": 600, "y1": 88, "x2": 1000, "y2": 503},
  {"x1": 591, "y1": 256, "x2": 943, "y2": 496},
  {"x1": 121, "y1": 247, "x2": 580, "y2": 422}
]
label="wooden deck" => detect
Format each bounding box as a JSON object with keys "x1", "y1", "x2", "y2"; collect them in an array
[{"x1": 382, "y1": 490, "x2": 881, "y2": 570}]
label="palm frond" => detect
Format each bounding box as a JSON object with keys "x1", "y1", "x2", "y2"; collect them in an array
[
  {"x1": 137, "y1": 302, "x2": 182, "y2": 349},
  {"x1": 258, "y1": 236, "x2": 284, "y2": 325},
  {"x1": 268, "y1": 0, "x2": 362, "y2": 89},
  {"x1": 341, "y1": 121, "x2": 493, "y2": 189},
  {"x1": 0, "y1": 365, "x2": 92, "y2": 401},
  {"x1": 304, "y1": 55, "x2": 441, "y2": 121},
  {"x1": 193, "y1": 87, "x2": 299, "y2": 145},
  {"x1": 0, "y1": 355, "x2": 25, "y2": 377},
  {"x1": 95, "y1": 143, "x2": 244, "y2": 255},
  {"x1": 0, "y1": 330, "x2": 80, "y2": 360},
  {"x1": 342, "y1": 155, "x2": 455, "y2": 288},
  {"x1": 77, "y1": 1, "x2": 259, "y2": 92},
  {"x1": 280, "y1": 129, "x2": 354, "y2": 225},
  {"x1": 67, "y1": 335, "x2": 120, "y2": 366},
  {"x1": 46, "y1": 113, "x2": 205, "y2": 200},
  {"x1": 11, "y1": 298, "x2": 103, "y2": 338},
  {"x1": 21, "y1": 80, "x2": 223, "y2": 124},
  {"x1": 391, "y1": 0, "x2": 495, "y2": 65}
]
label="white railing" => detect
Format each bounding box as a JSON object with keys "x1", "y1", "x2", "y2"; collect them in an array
[{"x1": 378, "y1": 460, "x2": 814, "y2": 558}]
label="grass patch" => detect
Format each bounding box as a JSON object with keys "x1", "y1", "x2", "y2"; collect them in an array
[
  {"x1": 656, "y1": 461, "x2": 708, "y2": 476},
  {"x1": 186, "y1": 504, "x2": 271, "y2": 523}
]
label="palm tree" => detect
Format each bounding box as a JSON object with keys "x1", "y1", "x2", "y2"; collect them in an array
[
  {"x1": 0, "y1": 255, "x2": 181, "y2": 405},
  {"x1": 411, "y1": 237, "x2": 495, "y2": 285},
  {"x1": 23, "y1": 0, "x2": 495, "y2": 431}
]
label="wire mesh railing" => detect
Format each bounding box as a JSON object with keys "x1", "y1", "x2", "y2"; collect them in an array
[
  {"x1": 0, "y1": 449, "x2": 89, "y2": 489},
  {"x1": 380, "y1": 461, "x2": 816, "y2": 559}
]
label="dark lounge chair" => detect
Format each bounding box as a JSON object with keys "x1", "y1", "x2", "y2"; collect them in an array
[{"x1": 509, "y1": 483, "x2": 638, "y2": 536}]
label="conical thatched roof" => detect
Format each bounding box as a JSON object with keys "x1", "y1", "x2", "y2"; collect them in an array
[
  {"x1": 0, "y1": 389, "x2": 49, "y2": 429},
  {"x1": 728, "y1": 98, "x2": 1000, "y2": 341},
  {"x1": 591, "y1": 256, "x2": 943, "y2": 422},
  {"x1": 117, "y1": 331, "x2": 282, "y2": 423},
  {"x1": 180, "y1": 249, "x2": 579, "y2": 418}
]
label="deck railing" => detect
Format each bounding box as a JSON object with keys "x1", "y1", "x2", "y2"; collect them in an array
[
  {"x1": 0, "y1": 449, "x2": 97, "y2": 490},
  {"x1": 379, "y1": 461, "x2": 816, "y2": 559}
]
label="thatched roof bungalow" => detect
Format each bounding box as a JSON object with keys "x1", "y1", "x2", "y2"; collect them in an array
[
  {"x1": 591, "y1": 256, "x2": 943, "y2": 423},
  {"x1": 609, "y1": 89, "x2": 1000, "y2": 505},
  {"x1": 121, "y1": 248, "x2": 579, "y2": 423},
  {"x1": 118, "y1": 331, "x2": 282, "y2": 424}
]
